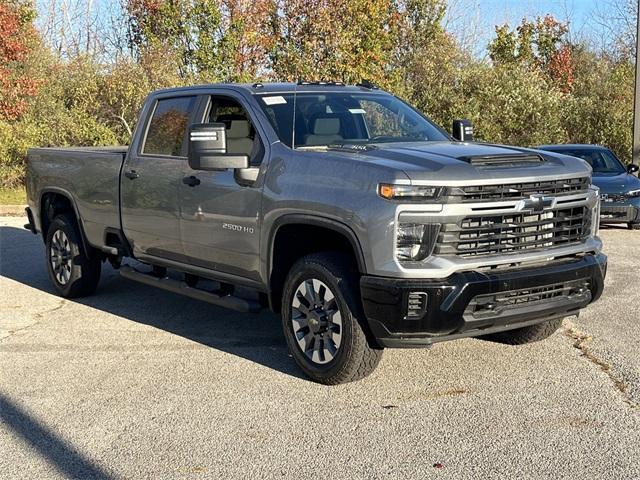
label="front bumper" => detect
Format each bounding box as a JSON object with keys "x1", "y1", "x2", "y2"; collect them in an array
[
  {"x1": 599, "y1": 199, "x2": 640, "y2": 224},
  {"x1": 361, "y1": 253, "x2": 607, "y2": 348}
]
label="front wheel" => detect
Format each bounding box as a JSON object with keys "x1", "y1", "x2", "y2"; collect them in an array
[
  {"x1": 46, "y1": 214, "x2": 101, "y2": 298},
  {"x1": 281, "y1": 252, "x2": 382, "y2": 384}
]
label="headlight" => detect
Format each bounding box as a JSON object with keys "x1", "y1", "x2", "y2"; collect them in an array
[
  {"x1": 379, "y1": 183, "x2": 442, "y2": 201},
  {"x1": 626, "y1": 189, "x2": 640, "y2": 198},
  {"x1": 396, "y1": 221, "x2": 440, "y2": 262},
  {"x1": 592, "y1": 200, "x2": 600, "y2": 235},
  {"x1": 589, "y1": 185, "x2": 600, "y2": 236}
]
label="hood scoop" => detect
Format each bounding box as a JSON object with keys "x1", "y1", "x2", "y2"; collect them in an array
[{"x1": 458, "y1": 153, "x2": 546, "y2": 168}]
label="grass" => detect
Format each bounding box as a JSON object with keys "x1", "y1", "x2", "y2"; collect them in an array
[{"x1": 0, "y1": 187, "x2": 27, "y2": 205}]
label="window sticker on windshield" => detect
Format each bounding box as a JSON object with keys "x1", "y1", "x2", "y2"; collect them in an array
[
  {"x1": 262, "y1": 96, "x2": 287, "y2": 105},
  {"x1": 349, "y1": 108, "x2": 366, "y2": 114}
]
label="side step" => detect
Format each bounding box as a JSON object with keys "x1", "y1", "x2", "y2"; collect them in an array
[{"x1": 120, "y1": 265, "x2": 260, "y2": 313}]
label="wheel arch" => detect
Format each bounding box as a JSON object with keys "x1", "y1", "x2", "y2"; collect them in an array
[
  {"x1": 39, "y1": 188, "x2": 93, "y2": 258},
  {"x1": 267, "y1": 214, "x2": 367, "y2": 313}
]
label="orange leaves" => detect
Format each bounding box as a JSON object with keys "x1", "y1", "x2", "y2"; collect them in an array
[
  {"x1": 0, "y1": 2, "x2": 41, "y2": 121},
  {"x1": 548, "y1": 45, "x2": 575, "y2": 94}
]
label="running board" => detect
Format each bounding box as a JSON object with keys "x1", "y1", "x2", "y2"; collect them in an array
[{"x1": 120, "y1": 265, "x2": 260, "y2": 313}]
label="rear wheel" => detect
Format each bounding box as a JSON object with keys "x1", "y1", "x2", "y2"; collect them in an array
[
  {"x1": 481, "y1": 317, "x2": 563, "y2": 345},
  {"x1": 281, "y1": 252, "x2": 382, "y2": 384},
  {"x1": 46, "y1": 214, "x2": 101, "y2": 298}
]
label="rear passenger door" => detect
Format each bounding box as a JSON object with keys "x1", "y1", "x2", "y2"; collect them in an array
[
  {"x1": 179, "y1": 91, "x2": 266, "y2": 282},
  {"x1": 121, "y1": 94, "x2": 198, "y2": 263}
]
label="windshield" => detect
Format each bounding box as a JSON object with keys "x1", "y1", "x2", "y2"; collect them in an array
[
  {"x1": 256, "y1": 92, "x2": 450, "y2": 148},
  {"x1": 555, "y1": 148, "x2": 626, "y2": 175}
]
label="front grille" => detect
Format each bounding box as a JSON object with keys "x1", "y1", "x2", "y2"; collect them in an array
[
  {"x1": 451, "y1": 177, "x2": 589, "y2": 202},
  {"x1": 435, "y1": 206, "x2": 590, "y2": 257},
  {"x1": 600, "y1": 193, "x2": 627, "y2": 203},
  {"x1": 465, "y1": 279, "x2": 590, "y2": 318}
]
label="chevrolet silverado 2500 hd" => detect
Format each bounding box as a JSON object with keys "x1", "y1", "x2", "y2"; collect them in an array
[{"x1": 25, "y1": 82, "x2": 607, "y2": 384}]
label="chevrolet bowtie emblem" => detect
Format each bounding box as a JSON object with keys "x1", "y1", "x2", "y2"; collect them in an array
[{"x1": 522, "y1": 194, "x2": 556, "y2": 212}]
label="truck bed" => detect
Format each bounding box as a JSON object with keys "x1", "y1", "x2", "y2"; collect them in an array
[{"x1": 26, "y1": 146, "x2": 129, "y2": 249}]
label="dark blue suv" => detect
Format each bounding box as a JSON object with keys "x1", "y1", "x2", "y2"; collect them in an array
[{"x1": 538, "y1": 144, "x2": 640, "y2": 230}]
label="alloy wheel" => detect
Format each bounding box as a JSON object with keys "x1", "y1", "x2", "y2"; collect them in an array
[
  {"x1": 50, "y1": 229, "x2": 72, "y2": 285},
  {"x1": 291, "y1": 278, "x2": 343, "y2": 364}
]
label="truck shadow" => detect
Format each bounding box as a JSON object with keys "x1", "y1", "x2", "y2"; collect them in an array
[{"x1": 0, "y1": 225, "x2": 303, "y2": 380}]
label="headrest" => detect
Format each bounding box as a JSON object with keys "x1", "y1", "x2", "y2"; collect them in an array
[
  {"x1": 227, "y1": 120, "x2": 250, "y2": 138},
  {"x1": 313, "y1": 117, "x2": 341, "y2": 135}
]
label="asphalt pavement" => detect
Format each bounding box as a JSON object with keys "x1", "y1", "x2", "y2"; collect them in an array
[{"x1": 1, "y1": 215, "x2": 639, "y2": 479}]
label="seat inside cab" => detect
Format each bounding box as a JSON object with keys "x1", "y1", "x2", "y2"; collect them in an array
[{"x1": 305, "y1": 117, "x2": 344, "y2": 146}]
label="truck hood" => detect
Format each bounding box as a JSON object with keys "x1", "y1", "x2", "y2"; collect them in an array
[
  {"x1": 592, "y1": 172, "x2": 640, "y2": 194},
  {"x1": 328, "y1": 141, "x2": 592, "y2": 184}
]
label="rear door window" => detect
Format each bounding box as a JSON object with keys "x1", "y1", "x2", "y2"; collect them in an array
[{"x1": 143, "y1": 96, "x2": 197, "y2": 157}]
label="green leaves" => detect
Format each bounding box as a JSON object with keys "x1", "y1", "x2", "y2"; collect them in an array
[{"x1": 0, "y1": 1, "x2": 635, "y2": 188}]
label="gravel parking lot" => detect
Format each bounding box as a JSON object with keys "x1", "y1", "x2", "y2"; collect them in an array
[{"x1": 1, "y1": 215, "x2": 639, "y2": 479}]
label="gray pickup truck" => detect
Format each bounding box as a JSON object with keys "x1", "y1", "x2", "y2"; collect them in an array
[{"x1": 25, "y1": 82, "x2": 607, "y2": 384}]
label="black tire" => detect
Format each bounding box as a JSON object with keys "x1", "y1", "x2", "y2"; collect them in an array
[
  {"x1": 46, "y1": 214, "x2": 101, "y2": 298},
  {"x1": 481, "y1": 317, "x2": 563, "y2": 345},
  {"x1": 281, "y1": 252, "x2": 383, "y2": 384},
  {"x1": 628, "y1": 222, "x2": 640, "y2": 230}
]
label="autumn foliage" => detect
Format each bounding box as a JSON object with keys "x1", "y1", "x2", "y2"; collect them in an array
[
  {"x1": 0, "y1": 1, "x2": 636, "y2": 188},
  {"x1": 0, "y1": 1, "x2": 40, "y2": 121}
]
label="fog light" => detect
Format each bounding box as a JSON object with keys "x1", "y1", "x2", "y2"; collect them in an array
[{"x1": 405, "y1": 292, "x2": 428, "y2": 320}]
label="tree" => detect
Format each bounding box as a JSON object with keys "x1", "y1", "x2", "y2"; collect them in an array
[
  {"x1": 269, "y1": 0, "x2": 398, "y2": 87},
  {"x1": 564, "y1": 48, "x2": 633, "y2": 162},
  {"x1": 125, "y1": 0, "x2": 274, "y2": 81},
  {"x1": 0, "y1": 0, "x2": 41, "y2": 121},
  {"x1": 488, "y1": 15, "x2": 574, "y2": 93}
]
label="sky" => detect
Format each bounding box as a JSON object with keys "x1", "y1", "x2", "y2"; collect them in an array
[
  {"x1": 36, "y1": 0, "x2": 620, "y2": 60},
  {"x1": 475, "y1": 0, "x2": 594, "y2": 25}
]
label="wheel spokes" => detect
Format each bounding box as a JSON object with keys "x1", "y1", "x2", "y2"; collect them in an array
[
  {"x1": 50, "y1": 229, "x2": 72, "y2": 286},
  {"x1": 291, "y1": 277, "x2": 343, "y2": 365}
]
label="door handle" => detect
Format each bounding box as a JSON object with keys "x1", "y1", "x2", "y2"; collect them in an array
[
  {"x1": 124, "y1": 170, "x2": 139, "y2": 180},
  {"x1": 182, "y1": 175, "x2": 201, "y2": 187}
]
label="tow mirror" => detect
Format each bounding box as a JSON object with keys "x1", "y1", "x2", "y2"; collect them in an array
[
  {"x1": 188, "y1": 123, "x2": 249, "y2": 171},
  {"x1": 452, "y1": 119, "x2": 473, "y2": 142},
  {"x1": 627, "y1": 163, "x2": 639, "y2": 174}
]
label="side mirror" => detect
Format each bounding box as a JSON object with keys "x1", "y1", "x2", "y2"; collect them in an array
[
  {"x1": 188, "y1": 123, "x2": 249, "y2": 171},
  {"x1": 452, "y1": 119, "x2": 473, "y2": 142},
  {"x1": 627, "y1": 163, "x2": 639, "y2": 174}
]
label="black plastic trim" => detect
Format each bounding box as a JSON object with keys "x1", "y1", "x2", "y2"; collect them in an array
[
  {"x1": 24, "y1": 207, "x2": 37, "y2": 234},
  {"x1": 103, "y1": 226, "x2": 133, "y2": 257},
  {"x1": 267, "y1": 214, "x2": 367, "y2": 277},
  {"x1": 138, "y1": 253, "x2": 266, "y2": 292},
  {"x1": 39, "y1": 188, "x2": 95, "y2": 259},
  {"x1": 120, "y1": 265, "x2": 260, "y2": 313},
  {"x1": 361, "y1": 253, "x2": 607, "y2": 348}
]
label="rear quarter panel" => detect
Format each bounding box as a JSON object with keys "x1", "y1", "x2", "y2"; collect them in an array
[{"x1": 27, "y1": 147, "x2": 127, "y2": 247}]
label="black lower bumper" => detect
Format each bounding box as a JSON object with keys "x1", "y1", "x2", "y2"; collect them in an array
[{"x1": 361, "y1": 254, "x2": 607, "y2": 348}]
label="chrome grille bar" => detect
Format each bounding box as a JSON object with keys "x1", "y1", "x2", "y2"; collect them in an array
[{"x1": 435, "y1": 206, "x2": 590, "y2": 257}]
